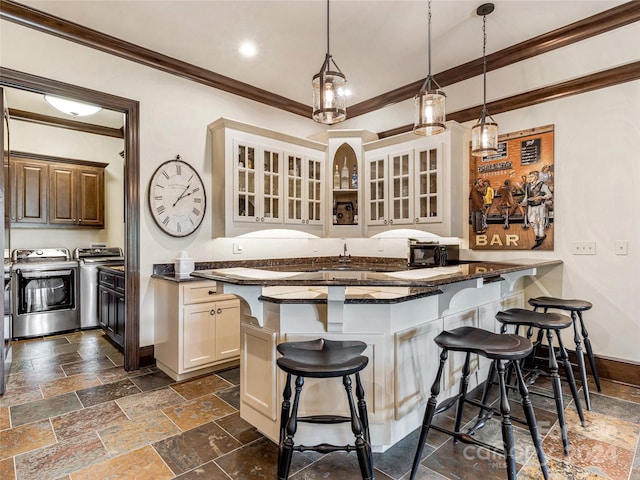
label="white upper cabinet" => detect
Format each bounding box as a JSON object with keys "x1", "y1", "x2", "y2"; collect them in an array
[
  {"x1": 233, "y1": 139, "x2": 282, "y2": 226},
  {"x1": 366, "y1": 149, "x2": 414, "y2": 227},
  {"x1": 363, "y1": 121, "x2": 469, "y2": 238},
  {"x1": 284, "y1": 152, "x2": 324, "y2": 227},
  {"x1": 209, "y1": 118, "x2": 326, "y2": 237}
]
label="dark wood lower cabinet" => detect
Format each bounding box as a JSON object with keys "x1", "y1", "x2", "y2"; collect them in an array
[{"x1": 98, "y1": 268, "x2": 125, "y2": 349}]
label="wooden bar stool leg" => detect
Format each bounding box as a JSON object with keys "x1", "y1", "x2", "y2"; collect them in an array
[
  {"x1": 343, "y1": 375, "x2": 373, "y2": 480},
  {"x1": 514, "y1": 361, "x2": 549, "y2": 480},
  {"x1": 578, "y1": 311, "x2": 601, "y2": 392},
  {"x1": 410, "y1": 349, "x2": 448, "y2": 480},
  {"x1": 570, "y1": 310, "x2": 591, "y2": 410},
  {"x1": 355, "y1": 373, "x2": 373, "y2": 470},
  {"x1": 277, "y1": 375, "x2": 303, "y2": 480},
  {"x1": 279, "y1": 373, "x2": 292, "y2": 445},
  {"x1": 557, "y1": 334, "x2": 586, "y2": 426},
  {"x1": 453, "y1": 352, "x2": 472, "y2": 438},
  {"x1": 546, "y1": 329, "x2": 570, "y2": 455},
  {"x1": 496, "y1": 360, "x2": 517, "y2": 480}
]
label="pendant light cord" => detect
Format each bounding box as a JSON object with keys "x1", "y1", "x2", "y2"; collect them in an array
[
  {"x1": 427, "y1": 0, "x2": 432, "y2": 77},
  {"x1": 481, "y1": 14, "x2": 488, "y2": 119},
  {"x1": 326, "y1": 0, "x2": 331, "y2": 55}
]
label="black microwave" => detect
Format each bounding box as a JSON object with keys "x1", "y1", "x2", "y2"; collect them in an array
[{"x1": 408, "y1": 241, "x2": 459, "y2": 267}]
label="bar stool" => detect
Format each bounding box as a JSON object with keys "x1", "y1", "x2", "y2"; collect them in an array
[
  {"x1": 276, "y1": 338, "x2": 373, "y2": 480},
  {"x1": 488, "y1": 308, "x2": 586, "y2": 455},
  {"x1": 529, "y1": 296, "x2": 600, "y2": 410},
  {"x1": 410, "y1": 326, "x2": 549, "y2": 480}
]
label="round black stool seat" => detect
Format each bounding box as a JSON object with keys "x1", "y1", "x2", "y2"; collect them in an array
[
  {"x1": 496, "y1": 308, "x2": 572, "y2": 330},
  {"x1": 277, "y1": 338, "x2": 368, "y2": 378},
  {"x1": 529, "y1": 296, "x2": 592, "y2": 312},
  {"x1": 435, "y1": 326, "x2": 533, "y2": 361},
  {"x1": 276, "y1": 338, "x2": 373, "y2": 480},
  {"x1": 410, "y1": 326, "x2": 549, "y2": 480}
]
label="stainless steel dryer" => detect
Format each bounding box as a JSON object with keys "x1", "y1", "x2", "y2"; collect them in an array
[{"x1": 74, "y1": 247, "x2": 124, "y2": 329}]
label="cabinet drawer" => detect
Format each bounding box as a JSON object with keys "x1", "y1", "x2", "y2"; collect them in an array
[
  {"x1": 183, "y1": 282, "x2": 217, "y2": 304},
  {"x1": 98, "y1": 271, "x2": 115, "y2": 289},
  {"x1": 115, "y1": 274, "x2": 125, "y2": 292}
]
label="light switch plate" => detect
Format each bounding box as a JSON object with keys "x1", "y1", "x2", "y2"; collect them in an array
[
  {"x1": 615, "y1": 240, "x2": 628, "y2": 255},
  {"x1": 232, "y1": 242, "x2": 244, "y2": 254},
  {"x1": 572, "y1": 241, "x2": 596, "y2": 255}
]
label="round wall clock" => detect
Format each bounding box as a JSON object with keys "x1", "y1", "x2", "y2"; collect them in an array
[{"x1": 149, "y1": 156, "x2": 206, "y2": 237}]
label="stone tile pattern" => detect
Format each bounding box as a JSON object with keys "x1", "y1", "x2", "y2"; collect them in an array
[{"x1": 0, "y1": 330, "x2": 639, "y2": 479}]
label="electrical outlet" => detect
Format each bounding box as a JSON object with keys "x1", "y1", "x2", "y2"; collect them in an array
[
  {"x1": 615, "y1": 240, "x2": 628, "y2": 255},
  {"x1": 572, "y1": 241, "x2": 596, "y2": 255},
  {"x1": 232, "y1": 242, "x2": 244, "y2": 254}
]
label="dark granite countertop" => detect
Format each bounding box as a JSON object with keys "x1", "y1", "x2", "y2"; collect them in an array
[{"x1": 190, "y1": 258, "x2": 561, "y2": 288}]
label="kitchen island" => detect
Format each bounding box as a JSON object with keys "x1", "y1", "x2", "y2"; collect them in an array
[{"x1": 192, "y1": 258, "x2": 562, "y2": 451}]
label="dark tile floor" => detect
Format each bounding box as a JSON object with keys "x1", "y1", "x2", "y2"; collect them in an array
[{"x1": 1, "y1": 329, "x2": 639, "y2": 479}]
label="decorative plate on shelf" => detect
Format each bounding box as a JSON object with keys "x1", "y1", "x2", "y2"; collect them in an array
[{"x1": 335, "y1": 201, "x2": 355, "y2": 225}]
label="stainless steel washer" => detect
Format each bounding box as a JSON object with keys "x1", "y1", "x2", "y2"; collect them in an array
[
  {"x1": 11, "y1": 248, "x2": 80, "y2": 338},
  {"x1": 74, "y1": 247, "x2": 124, "y2": 329}
]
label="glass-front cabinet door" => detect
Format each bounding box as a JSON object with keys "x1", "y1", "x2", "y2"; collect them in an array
[
  {"x1": 261, "y1": 147, "x2": 281, "y2": 223},
  {"x1": 367, "y1": 156, "x2": 387, "y2": 226},
  {"x1": 415, "y1": 144, "x2": 442, "y2": 223},
  {"x1": 365, "y1": 151, "x2": 413, "y2": 226},
  {"x1": 389, "y1": 151, "x2": 413, "y2": 225},
  {"x1": 234, "y1": 140, "x2": 281, "y2": 225},
  {"x1": 284, "y1": 153, "x2": 323, "y2": 226}
]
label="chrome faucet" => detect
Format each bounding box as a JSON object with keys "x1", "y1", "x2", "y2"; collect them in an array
[{"x1": 339, "y1": 243, "x2": 351, "y2": 264}]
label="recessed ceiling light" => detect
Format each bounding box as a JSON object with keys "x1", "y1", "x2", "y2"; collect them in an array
[
  {"x1": 44, "y1": 95, "x2": 102, "y2": 117},
  {"x1": 239, "y1": 42, "x2": 257, "y2": 58}
]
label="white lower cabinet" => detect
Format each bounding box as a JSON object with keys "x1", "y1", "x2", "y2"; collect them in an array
[{"x1": 154, "y1": 279, "x2": 240, "y2": 381}]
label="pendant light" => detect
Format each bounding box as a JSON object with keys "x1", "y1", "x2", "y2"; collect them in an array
[
  {"x1": 312, "y1": 0, "x2": 347, "y2": 124},
  {"x1": 471, "y1": 3, "x2": 498, "y2": 157},
  {"x1": 414, "y1": 0, "x2": 446, "y2": 136}
]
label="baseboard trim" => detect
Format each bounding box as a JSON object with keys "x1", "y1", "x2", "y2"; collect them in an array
[{"x1": 537, "y1": 345, "x2": 639, "y2": 387}]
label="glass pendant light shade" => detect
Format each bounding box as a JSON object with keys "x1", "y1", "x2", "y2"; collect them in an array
[
  {"x1": 413, "y1": 0, "x2": 445, "y2": 136},
  {"x1": 414, "y1": 85, "x2": 446, "y2": 136},
  {"x1": 471, "y1": 117, "x2": 498, "y2": 156},
  {"x1": 472, "y1": 3, "x2": 498, "y2": 157},
  {"x1": 312, "y1": 55, "x2": 347, "y2": 124},
  {"x1": 312, "y1": 0, "x2": 347, "y2": 125}
]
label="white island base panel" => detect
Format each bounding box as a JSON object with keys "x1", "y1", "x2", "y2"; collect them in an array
[{"x1": 220, "y1": 265, "x2": 562, "y2": 452}]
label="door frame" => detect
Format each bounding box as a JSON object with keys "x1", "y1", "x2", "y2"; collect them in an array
[{"x1": 0, "y1": 67, "x2": 141, "y2": 371}]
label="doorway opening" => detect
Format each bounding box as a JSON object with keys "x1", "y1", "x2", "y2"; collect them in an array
[{"x1": 0, "y1": 67, "x2": 142, "y2": 370}]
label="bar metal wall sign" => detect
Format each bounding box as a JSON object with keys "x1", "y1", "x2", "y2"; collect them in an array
[{"x1": 469, "y1": 125, "x2": 555, "y2": 251}]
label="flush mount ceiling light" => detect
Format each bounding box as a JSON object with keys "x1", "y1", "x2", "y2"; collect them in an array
[
  {"x1": 44, "y1": 95, "x2": 102, "y2": 117},
  {"x1": 471, "y1": 3, "x2": 498, "y2": 157},
  {"x1": 239, "y1": 41, "x2": 257, "y2": 58},
  {"x1": 414, "y1": 0, "x2": 446, "y2": 136},
  {"x1": 312, "y1": 0, "x2": 347, "y2": 125}
]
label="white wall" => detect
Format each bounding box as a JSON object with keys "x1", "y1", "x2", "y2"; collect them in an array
[
  {"x1": 2, "y1": 18, "x2": 638, "y2": 363},
  {"x1": 8, "y1": 120, "x2": 125, "y2": 251}
]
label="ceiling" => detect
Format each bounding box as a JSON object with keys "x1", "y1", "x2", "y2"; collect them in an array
[{"x1": 3, "y1": 0, "x2": 628, "y2": 128}]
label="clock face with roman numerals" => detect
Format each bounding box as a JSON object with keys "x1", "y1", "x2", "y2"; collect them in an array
[{"x1": 149, "y1": 158, "x2": 206, "y2": 237}]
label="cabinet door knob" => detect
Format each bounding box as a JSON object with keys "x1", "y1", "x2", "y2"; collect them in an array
[
  {"x1": 415, "y1": 218, "x2": 419, "y2": 222},
  {"x1": 217, "y1": 308, "x2": 222, "y2": 314},
  {"x1": 389, "y1": 219, "x2": 394, "y2": 224},
  {"x1": 384, "y1": 219, "x2": 388, "y2": 225},
  {"x1": 210, "y1": 309, "x2": 216, "y2": 315},
  {"x1": 255, "y1": 217, "x2": 260, "y2": 222},
  {"x1": 261, "y1": 217, "x2": 264, "y2": 222},
  {"x1": 208, "y1": 290, "x2": 215, "y2": 295}
]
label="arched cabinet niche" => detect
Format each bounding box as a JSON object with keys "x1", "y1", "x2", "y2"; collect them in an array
[{"x1": 326, "y1": 130, "x2": 378, "y2": 238}]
